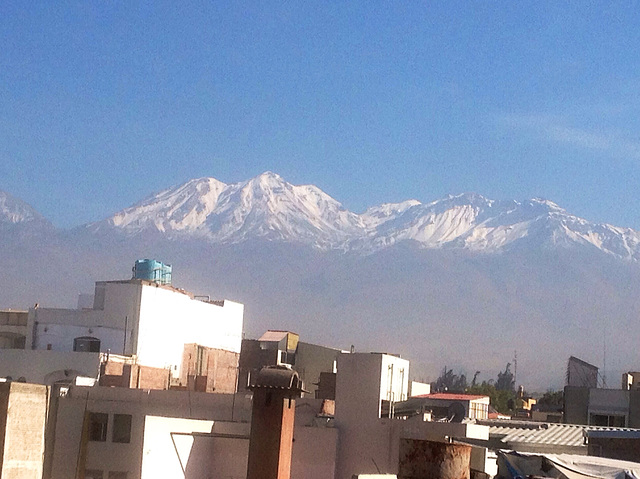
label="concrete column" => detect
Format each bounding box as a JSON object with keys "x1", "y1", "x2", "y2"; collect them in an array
[{"x1": 246, "y1": 366, "x2": 303, "y2": 479}]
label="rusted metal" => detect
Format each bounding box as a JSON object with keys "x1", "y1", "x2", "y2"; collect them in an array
[{"x1": 398, "y1": 438, "x2": 471, "y2": 479}]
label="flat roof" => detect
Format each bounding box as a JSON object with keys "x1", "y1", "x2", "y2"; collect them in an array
[
  {"x1": 414, "y1": 393, "x2": 489, "y2": 401},
  {"x1": 258, "y1": 331, "x2": 295, "y2": 342}
]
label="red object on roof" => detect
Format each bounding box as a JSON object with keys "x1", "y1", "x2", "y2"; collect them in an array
[{"x1": 414, "y1": 393, "x2": 488, "y2": 401}]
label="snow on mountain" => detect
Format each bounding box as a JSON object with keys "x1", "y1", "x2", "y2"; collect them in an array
[
  {"x1": 90, "y1": 172, "x2": 365, "y2": 248},
  {"x1": 87, "y1": 173, "x2": 640, "y2": 260},
  {"x1": 0, "y1": 190, "x2": 49, "y2": 227}
]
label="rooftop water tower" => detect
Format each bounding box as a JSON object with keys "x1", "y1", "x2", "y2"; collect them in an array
[{"x1": 132, "y1": 259, "x2": 172, "y2": 285}]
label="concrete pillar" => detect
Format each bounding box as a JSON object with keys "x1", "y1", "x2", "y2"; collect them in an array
[{"x1": 246, "y1": 366, "x2": 303, "y2": 479}]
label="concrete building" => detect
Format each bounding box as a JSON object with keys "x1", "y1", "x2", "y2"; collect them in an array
[
  {"x1": 586, "y1": 429, "x2": 640, "y2": 462},
  {"x1": 0, "y1": 310, "x2": 28, "y2": 350},
  {"x1": 564, "y1": 386, "x2": 640, "y2": 428},
  {"x1": 333, "y1": 352, "x2": 490, "y2": 479},
  {"x1": 0, "y1": 381, "x2": 49, "y2": 479},
  {"x1": 238, "y1": 330, "x2": 342, "y2": 398},
  {"x1": 47, "y1": 383, "x2": 337, "y2": 479},
  {"x1": 49, "y1": 385, "x2": 252, "y2": 479},
  {"x1": 387, "y1": 393, "x2": 490, "y2": 421},
  {"x1": 622, "y1": 371, "x2": 640, "y2": 391},
  {"x1": 1, "y1": 269, "x2": 244, "y2": 393}
]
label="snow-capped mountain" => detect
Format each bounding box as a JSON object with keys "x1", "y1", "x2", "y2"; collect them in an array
[
  {"x1": 87, "y1": 173, "x2": 640, "y2": 260},
  {"x1": 0, "y1": 190, "x2": 50, "y2": 228},
  {"x1": 89, "y1": 172, "x2": 365, "y2": 248}
]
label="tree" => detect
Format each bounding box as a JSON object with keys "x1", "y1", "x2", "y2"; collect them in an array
[
  {"x1": 467, "y1": 380, "x2": 516, "y2": 415},
  {"x1": 496, "y1": 362, "x2": 515, "y2": 392},
  {"x1": 466, "y1": 365, "x2": 517, "y2": 415},
  {"x1": 538, "y1": 390, "x2": 563, "y2": 408},
  {"x1": 432, "y1": 366, "x2": 467, "y2": 393}
]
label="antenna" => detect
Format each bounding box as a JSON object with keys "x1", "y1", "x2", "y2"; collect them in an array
[
  {"x1": 603, "y1": 334, "x2": 607, "y2": 388},
  {"x1": 514, "y1": 350, "x2": 518, "y2": 388}
]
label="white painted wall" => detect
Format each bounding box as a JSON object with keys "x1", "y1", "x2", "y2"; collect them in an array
[
  {"x1": 34, "y1": 322, "x2": 126, "y2": 354},
  {"x1": 141, "y1": 416, "x2": 216, "y2": 479},
  {"x1": 335, "y1": 353, "x2": 408, "y2": 479},
  {"x1": 409, "y1": 381, "x2": 431, "y2": 397},
  {"x1": 141, "y1": 416, "x2": 337, "y2": 479},
  {"x1": 135, "y1": 285, "x2": 243, "y2": 374},
  {"x1": 28, "y1": 281, "x2": 140, "y2": 355},
  {"x1": 0, "y1": 349, "x2": 101, "y2": 384},
  {"x1": 26, "y1": 281, "x2": 243, "y2": 378},
  {"x1": 380, "y1": 355, "x2": 410, "y2": 405}
]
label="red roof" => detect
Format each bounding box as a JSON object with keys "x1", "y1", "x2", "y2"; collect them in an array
[{"x1": 414, "y1": 393, "x2": 489, "y2": 401}]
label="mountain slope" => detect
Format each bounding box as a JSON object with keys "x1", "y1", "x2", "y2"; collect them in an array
[
  {"x1": 0, "y1": 190, "x2": 53, "y2": 236},
  {"x1": 89, "y1": 172, "x2": 365, "y2": 249},
  {"x1": 0, "y1": 190, "x2": 49, "y2": 225},
  {"x1": 87, "y1": 174, "x2": 640, "y2": 260},
  {"x1": 1, "y1": 179, "x2": 640, "y2": 389}
]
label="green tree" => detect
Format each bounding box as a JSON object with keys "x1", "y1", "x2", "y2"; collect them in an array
[
  {"x1": 467, "y1": 364, "x2": 517, "y2": 415},
  {"x1": 432, "y1": 366, "x2": 468, "y2": 393},
  {"x1": 538, "y1": 390, "x2": 563, "y2": 407},
  {"x1": 496, "y1": 362, "x2": 515, "y2": 392}
]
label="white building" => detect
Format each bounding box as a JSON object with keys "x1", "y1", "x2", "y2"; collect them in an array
[
  {"x1": 1, "y1": 276, "x2": 244, "y2": 390},
  {"x1": 333, "y1": 352, "x2": 492, "y2": 479},
  {"x1": 48, "y1": 385, "x2": 337, "y2": 479}
]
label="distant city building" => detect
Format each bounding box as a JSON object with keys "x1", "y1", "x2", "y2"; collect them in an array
[
  {"x1": 622, "y1": 371, "x2": 640, "y2": 391},
  {"x1": 564, "y1": 385, "x2": 640, "y2": 428}
]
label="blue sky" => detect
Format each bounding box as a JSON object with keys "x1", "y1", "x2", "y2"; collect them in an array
[{"x1": 1, "y1": 2, "x2": 640, "y2": 228}]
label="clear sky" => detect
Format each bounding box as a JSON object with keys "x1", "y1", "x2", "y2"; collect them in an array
[{"x1": 1, "y1": 2, "x2": 640, "y2": 229}]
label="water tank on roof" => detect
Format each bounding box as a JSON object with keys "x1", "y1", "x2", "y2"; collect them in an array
[{"x1": 132, "y1": 259, "x2": 172, "y2": 285}]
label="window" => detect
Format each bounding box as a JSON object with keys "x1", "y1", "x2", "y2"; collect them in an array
[
  {"x1": 89, "y1": 412, "x2": 108, "y2": 441},
  {"x1": 85, "y1": 469, "x2": 103, "y2": 479},
  {"x1": 74, "y1": 336, "x2": 101, "y2": 353},
  {"x1": 112, "y1": 414, "x2": 132, "y2": 443},
  {"x1": 589, "y1": 413, "x2": 626, "y2": 427},
  {"x1": 470, "y1": 402, "x2": 489, "y2": 420},
  {"x1": 108, "y1": 472, "x2": 128, "y2": 479}
]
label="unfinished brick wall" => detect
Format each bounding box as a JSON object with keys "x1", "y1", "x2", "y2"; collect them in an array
[
  {"x1": 180, "y1": 344, "x2": 239, "y2": 393},
  {"x1": 99, "y1": 360, "x2": 169, "y2": 390}
]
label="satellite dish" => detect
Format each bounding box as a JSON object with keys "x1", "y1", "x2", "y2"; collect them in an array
[{"x1": 447, "y1": 402, "x2": 466, "y2": 422}]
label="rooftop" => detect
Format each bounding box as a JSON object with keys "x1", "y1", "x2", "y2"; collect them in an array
[
  {"x1": 415, "y1": 393, "x2": 489, "y2": 401},
  {"x1": 258, "y1": 330, "x2": 296, "y2": 342},
  {"x1": 477, "y1": 419, "x2": 640, "y2": 448},
  {"x1": 97, "y1": 279, "x2": 226, "y2": 305}
]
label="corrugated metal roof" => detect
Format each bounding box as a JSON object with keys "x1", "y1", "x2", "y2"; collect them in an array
[{"x1": 478, "y1": 419, "x2": 640, "y2": 447}]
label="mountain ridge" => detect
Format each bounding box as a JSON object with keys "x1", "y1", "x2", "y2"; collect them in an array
[
  {"x1": 3, "y1": 173, "x2": 640, "y2": 260},
  {"x1": 84, "y1": 172, "x2": 640, "y2": 260}
]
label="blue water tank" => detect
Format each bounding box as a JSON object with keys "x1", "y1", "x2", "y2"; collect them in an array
[{"x1": 132, "y1": 259, "x2": 172, "y2": 285}]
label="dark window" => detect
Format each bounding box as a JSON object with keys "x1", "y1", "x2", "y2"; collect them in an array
[
  {"x1": 108, "y1": 472, "x2": 128, "y2": 479},
  {"x1": 112, "y1": 414, "x2": 132, "y2": 443},
  {"x1": 74, "y1": 336, "x2": 101, "y2": 353},
  {"x1": 89, "y1": 412, "x2": 108, "y2": 441},
  {"x1": 590, "y1": 413, "x2": 626, "y2": 427},
  {"x1": 85, "y1": 470, "x2": 103, "y2": 479}
]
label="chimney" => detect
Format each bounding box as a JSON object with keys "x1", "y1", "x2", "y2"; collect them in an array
[{"x1": 246, "y1": 366, "x2": 304, "y2": 479}]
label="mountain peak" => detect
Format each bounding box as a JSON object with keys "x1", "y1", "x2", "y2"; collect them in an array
[
  {"x1": 0, "y1": 191, "x2": 48, "y2": 225},
  {"x1": 83, "y1": 174, "x2": 640, "y2": 260}
]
